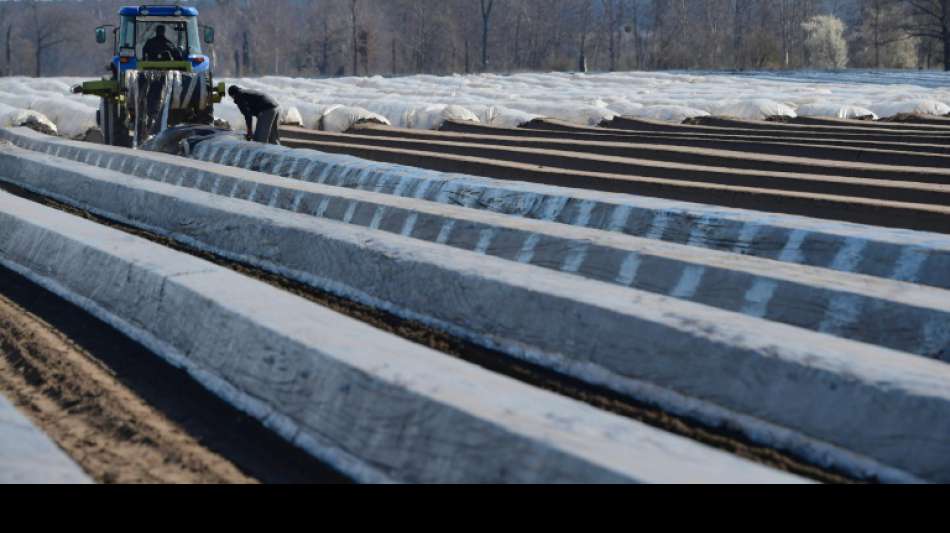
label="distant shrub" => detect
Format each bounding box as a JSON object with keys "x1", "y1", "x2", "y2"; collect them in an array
[{"x1": 802, "y1": 15, "x2": 849, "y2": 70}]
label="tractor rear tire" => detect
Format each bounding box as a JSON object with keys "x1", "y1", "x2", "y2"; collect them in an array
[
  {"x1": 99, "y1": 99, "x2": 112, "y2": 145},
  {"x1": 113, "y1": 106, "x2": 132, "y2": 148},
  {"x1": 100, "y1": 98, "x2": 132, "y2": 148}
]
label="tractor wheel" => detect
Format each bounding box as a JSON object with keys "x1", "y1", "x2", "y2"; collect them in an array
[
  {"x1": 114, "y1": 107, "x2": 132, "y2": 148},
  {"x1": 132, "y1": 108, "x2": 149, "y2": 148},
  {"x1": 99, "y1": 98, "x2": 112, "y2": 145},
  {"x1": 99, "y1": 98, "x2": 132, "y2": 148}
]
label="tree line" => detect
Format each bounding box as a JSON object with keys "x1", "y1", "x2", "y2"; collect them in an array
[{"x1": 1, "y1": 0, "x2": 949, "y2": 78}]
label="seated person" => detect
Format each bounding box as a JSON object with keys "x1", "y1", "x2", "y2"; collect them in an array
[{"x1": 142, "y1": 26, "x2": 182, "y2": 61}]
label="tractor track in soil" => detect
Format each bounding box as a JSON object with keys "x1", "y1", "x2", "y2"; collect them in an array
[{"x1": 0, "y1": 179, "x2": 858, "y2": 484}]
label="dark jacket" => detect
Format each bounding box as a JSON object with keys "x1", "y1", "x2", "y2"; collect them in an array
[
  {"x1": 233, "y1": 88, "x2": 280, "y2": 136},
  {"x1": 142, "y1": 36, "x2": 181, "y2": 61},
  {"x1": 233, "y1": 89, "x2": 279, "y2": 117}
]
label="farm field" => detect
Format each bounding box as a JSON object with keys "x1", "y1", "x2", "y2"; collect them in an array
[
  {"x1": 3, "y1": 71, "x2": 950, "y2": 137},
  {"x1": 0, "y1": 70, "x2": 949, "y2": 484}
]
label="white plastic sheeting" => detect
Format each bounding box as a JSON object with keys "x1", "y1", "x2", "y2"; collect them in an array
[
  {"x1": 31, "y1": 97, "x2": 99, "y2": 138},
  {"x1": 466, "y1": 105, "x2": 538, "y2": 128},
  {"x1": 319, "y1": 105, "x2": 391, "y2": 132},
  {"x1": 870, "y1": 99, "x2": 950, "y2": 119},
  {"x1": 0, "y1": 78, "x2": 96, "y2": 137},
  {"x1": 2, "y1": 71, "x2": 949, "y2": 137},
  {"x1": 499, "y1": 101, "x2": 616, "y2": 126},
  {"x1": 629, "y1": 104, "x2": 710, "y2": 122},
  {"x1": 795, "y1": 103, "x2": 878, "y2": 120},
  {"x1": 216, "y1": 72, "x2": 949, "y2": 128},
  {"x1": 0, "y1": 103, "x2": 58, "y2": 134},
  {"x1": 712, "y1": 99, "x2": 798, "y2": 120},
  {"x1": 282, "y1": 106, "x2": 304, "y2": 126}
]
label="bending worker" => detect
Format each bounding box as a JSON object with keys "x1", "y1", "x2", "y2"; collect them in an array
[{"x1": 228, "y1": 85, "x2": 281, "y2": 145}]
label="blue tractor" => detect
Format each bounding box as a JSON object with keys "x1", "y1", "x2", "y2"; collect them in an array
[{"x1": 74, "y1": 5, "x2": 226, "y2": 147}]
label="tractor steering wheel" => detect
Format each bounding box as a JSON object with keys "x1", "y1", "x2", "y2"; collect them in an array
[{"x1": 153, "y1": 47, "x2": 183, "y2": 62}]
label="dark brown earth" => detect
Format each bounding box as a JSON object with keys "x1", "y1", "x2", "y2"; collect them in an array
[
  {"x1": 439, "y1": 119, "x2": 950, "y2": 156},
  {"x1": 283, "y1": 126, "x2": 950, "y2": 188},
  {"x1": 783, "y1": 115, "x2": 950, "y2": 131},
  {"x1": 0, "y1": 180, "x2": 860, "y2": 484},
  {"x1": 0, "y1": 227, "x2": 351, "y2": 484},
  {"x1": 561, "y1": 116, "x2": 950, "y2": 144},
  {"x1": 278, "y1": 135, "x2": 950, "y2": 233},
  {"x1": 884, "y1": 113, "x2": 950, "y2": 126},
  {"x1": 347, "y1": 123, "x2": 950, "y2": 170},
  {"x1": 0, "y1": 290, "x2": 250, "y2": 484}
]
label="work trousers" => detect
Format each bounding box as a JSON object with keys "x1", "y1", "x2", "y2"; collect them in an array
[{"x1": 253, "y1": 107, "x2": 281, "y2": 145}]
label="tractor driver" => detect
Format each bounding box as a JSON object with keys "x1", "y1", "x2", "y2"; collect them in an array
[
  {"x1": 143, "y1": 25, "x2": 182, "y2": 61},
  {"x1": 229, "y1": 85, "x2": 281, "y2": 145}
]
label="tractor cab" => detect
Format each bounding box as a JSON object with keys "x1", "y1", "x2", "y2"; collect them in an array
[
  {"x1": 78, "y1": 5, "x2": 225, "y2": 148},
  {"x1": 97, "y1": 5, "x2": 214, "y2": 75}
]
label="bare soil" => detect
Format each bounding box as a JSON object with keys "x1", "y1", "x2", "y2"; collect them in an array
[
  {"x1": 342, "y1": 123, "x2": 950, "y2": 172},
  {"x1": 279, "y1": 136, "x2": 950, "y2": 233},
  {"x1": 438, "y1": 119, "x2": 950, "y2": 156},
  {"x1": 282, "y1": 129, "x2": 950, "y2": 194},
  {"x1": 0, "y1": 263, "x2": 350, "y2": 484}
]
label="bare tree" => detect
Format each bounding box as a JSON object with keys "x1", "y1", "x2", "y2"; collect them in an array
[
  {"x1": 4, "y1": 26, "x2": 12, "y2": 76},
  {"x1": 653, "y1": 0, "x2": 694, "y2": 69},
  {"x1": 6, "y1": 0, "x2": 950, "y2": 79},
  {"x1": 733, "y1": 0, "x2": 748, "y2": 69},
  {"x1": 211, "y1": 0, "x2": 265, "y2": 76},
  {"x1": 600, "y1": 0, "x2": 626, "y2": 71},
  {"x1": 802, "y1": 14, "x2": 850, "y2": 68},
  {"x1": 778, "y1": 0, "x2": 793, "y2": 66},
  {"x1": 575, "y1": 0, "x2": 593, "y2": 71},
  {"x1": 903, "y1": 0, "x2": 950, "y2": 70},
  {"x1": 480, "y1": 0, "x2": 495, "y2": 71},
  {"x1": 350, "y1": 0, "x2": 361, "y2": 75},
  {"x1": 22, "y1": 1, "x2": 72, "y2": 77},
  {"x1": 857, "y1": 0, "x2": 916, "y2": 68},
  {"x1": 1, "y1": 1, "x2": 13, "y2": 76},
  {"x1": 511, "y1": 1, "x2": 528, "y2": 69},
  {"x1": 320, "y1": 2, "x2": 347, "y2": 76},
  {"x1": 628, "y1": 0, "x2": 646, "y2": 69},
  {"x1": 866, "y1": 0, "x2": 895, "y2": 66}
]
